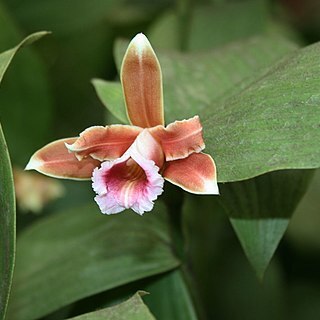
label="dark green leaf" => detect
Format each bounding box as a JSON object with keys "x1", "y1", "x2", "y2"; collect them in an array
[
  {"x1": 7, "y1": 202, "x2": 179, "y2": 320},
  {"x1": 183, "y1": 195, "x2": 287, "y2": 320},
  {"x1": 0, "y1": 125, "x2": 15, "y2": 320},
  {"x1": 219, "y1": 170, "x2": 314, "y2": 278},
  {"x1": 0, "y1": 27, "x2": 48, "y2": 320},
  {"x1": 68, "y1": 291, "x2": 155, "y2": 320},
  {"x1": 144, "y1": 270, "x2": 197, "y2": 320}
]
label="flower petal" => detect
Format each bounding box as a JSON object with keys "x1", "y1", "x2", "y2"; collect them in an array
[
  {"x1": 25, "y1": 138, "x2": 101, "y2": 180},
  {"x1": 121, "y1": 33, "x2": 164, "y2": 128},
  {"x1": 163, "y1": 153, "x2": 219, "y2": 194},
  {"x1": 92, "y1": 137, "x2": 164, "y2": 215},
  {"x1": 128, "y1": 129, "x2": 164, "y2": 169},
  {"x1": 65, "y1": 125, "x2": 142, "y2": 161},
  {"x1": 150, "y1": 116, "x2": 205, "y2": 161}
]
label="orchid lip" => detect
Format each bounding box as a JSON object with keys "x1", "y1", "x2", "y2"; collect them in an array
[
  {"x1": 92, "y1": 156, "x2": 164, "y2": 215},
  {"x1": 91, "y1": 130, "x2": 165, "y2": 215}
]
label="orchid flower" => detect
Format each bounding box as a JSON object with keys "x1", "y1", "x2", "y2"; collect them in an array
[{"x1": 26, "y1": 33, "x2": 219, "y2": 215}]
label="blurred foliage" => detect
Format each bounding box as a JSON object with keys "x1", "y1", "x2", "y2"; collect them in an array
[
  {"x1": 1, "y1": 0, "x2": 320, "y2": 319},
  {"x1": 0, "y1": 30, "x2": 48, "y2": 320}
]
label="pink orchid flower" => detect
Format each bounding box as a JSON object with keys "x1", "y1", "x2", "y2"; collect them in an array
[{"x1": 26, "y1": 33, "x2": 219, "y2": 215}]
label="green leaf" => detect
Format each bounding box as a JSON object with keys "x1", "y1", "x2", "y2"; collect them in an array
[
  {"x1": 144, "y1": 270, "x2": 197, "y2": 320},
  {"x1": 183, "y1": 195, "x2": 287, "y2": 319},
  {"x1": 0, "y1": 124, "x2": 15, "y2": 320},
  {"x1": 0, "y1": 30, "x2": 49, "y2": 84},
  {"x1": 92, "y1": 79, "x2": 128, "y2": 124},
  {"x1": 219, "y1": 170, "x2": 314, "y2": 278},
  {"x1": 0, "y1": 28, "x2": 48, "y2": 320},
  {"x1": 68, "y1": 291, "x2": 155, "y2": 320},
  {"x1": 148, "y1": 0, "x2": 269, "y2": 51},
  {"x1": 7, "y1": 202, "x2": 179, "y2": 320},
  {"x1": 96, "y1": 35, "x2": 296, "y2": 127},
  {"x1": 204, "y1": 41, "x2": 320, "y2": 182}
]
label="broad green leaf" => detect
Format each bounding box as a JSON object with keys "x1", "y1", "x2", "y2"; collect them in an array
[
  {"x1": 68, "y1": 292, "x2": 155, "y2": 320},
  {"x1": 148, "y1": 0, "x2": 268, "y2": 51},
  {"x1": 144, "y1": 270, "x2": 198, "y2": 320},
  {"x1": 0, "y1": 4, "x2": 52, "y2": 165},
  {"x1": 219, "y1": 170, "x2": 314, "y2": 278},
  {"x1": 0, "y1": 28, "x2": 47, "y2": 320},
  {"x1": 0, "y1": 124, "x2": 15, "y2": 320},
  {"x1": 204, "y1": 41, "x2": 320, "y2": 182},
  {"x1": 95, "y1": 35, "x2": 296, "y2": 127},
  {"x1": 7, "y1": 203, "x2": 179, "y2": 320},
  {"x1": 183, "y1": 195, "x2": 287, "y2": 320}
]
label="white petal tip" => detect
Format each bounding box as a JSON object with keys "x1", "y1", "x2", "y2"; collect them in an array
[
  {"x1": 131, "y1": 33, "x2": 149, "y2": 46},
  {"x1": 25, "y1": 158, "x2": 41, "y2": 171},
  {"x1": 204, "y1": 180, "x2": 219, "y2": 195},
  {"x1": 129, "y1": 33, "x2": 152, "y2": 56}
]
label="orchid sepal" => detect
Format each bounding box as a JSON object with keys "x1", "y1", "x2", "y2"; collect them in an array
[
  {"x1": 163, "y1": 153, "x2": 219, "y2": 195},
  {"x1": 121, "y1": 33, "x2": 164, "y2": 128},
  {"x1": 25, "y1": 138, "x2": 101, "y2": 180}
]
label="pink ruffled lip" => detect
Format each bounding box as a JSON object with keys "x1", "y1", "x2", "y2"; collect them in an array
[{"x1": 92, "y1": 130, "x2": 164, "y2": 215}]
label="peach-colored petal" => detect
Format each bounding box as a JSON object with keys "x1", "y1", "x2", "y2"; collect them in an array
[
  {"x1": 121, "y1": 33, "x2": 164, "y2": 128},
  {"x1": 65, "y1": 125, "x2": 142, "y2": 161},
  {"x1": 92, "y1": 130, "x2": 164, "y2": 215},
  {"x1": 25, "y1": 138, "x2": 101, "y2": 180},
  {"x1": 163, "y1": 153, "x2": 219, "y2": 194},
  {"x1": 150, "y1": 116, "x2": 205, "y2": 161},
  {"x1": 127, "y1": 129, "x2": 164, "y2": 169}
]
